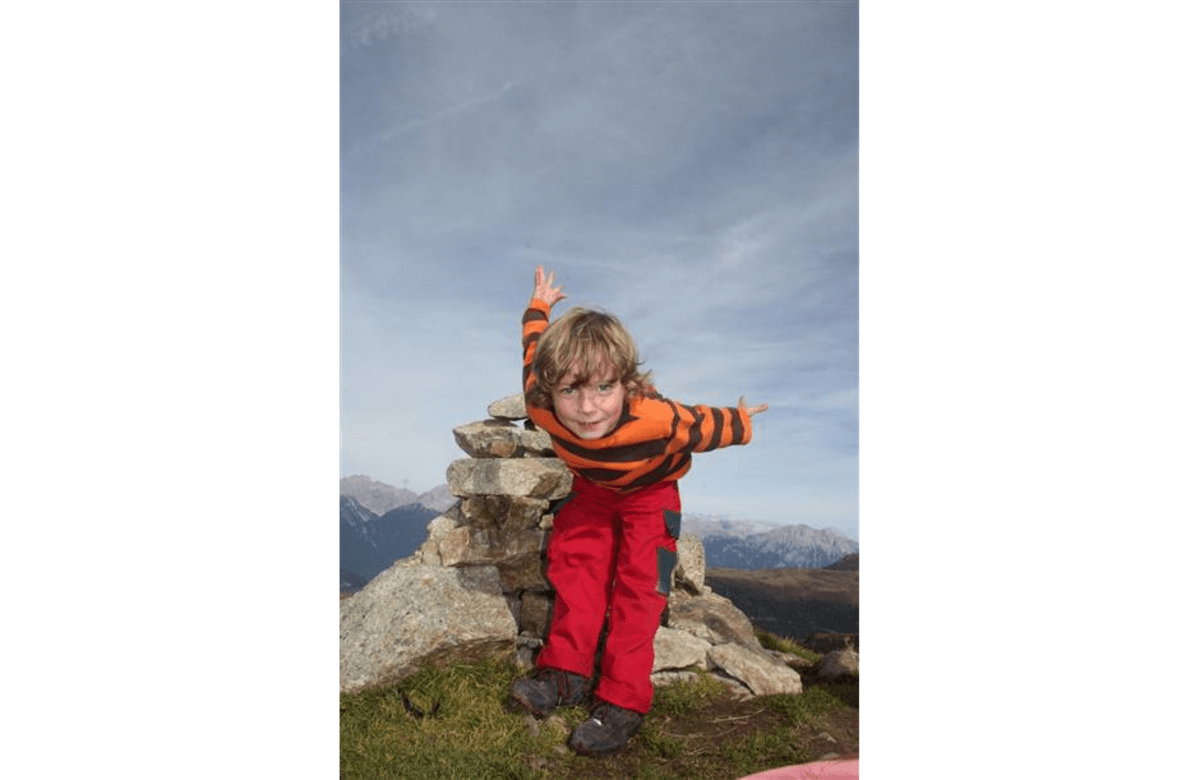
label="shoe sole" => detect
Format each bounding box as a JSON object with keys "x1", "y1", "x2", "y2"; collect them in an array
[
  {"x1": 568, "y1": 739, "x2": 634, "y2": 758},
  {"x1": 568, "y1": 726, "x2": 641, "y2": 757},
  {"x1": 510, "y1": 690, "x2": 557, "y2": 719}
]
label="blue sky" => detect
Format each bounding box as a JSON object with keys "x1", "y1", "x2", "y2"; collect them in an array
[{"x1": 340, "y1": 1, "x2": 859, "y2": 539}]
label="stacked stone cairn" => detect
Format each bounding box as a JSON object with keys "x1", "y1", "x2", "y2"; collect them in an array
[{"x1": 339, "y1": 394, "x2": 804, "y2": 699}]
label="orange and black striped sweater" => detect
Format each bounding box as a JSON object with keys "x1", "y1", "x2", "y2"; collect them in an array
[{"x1": 522, "y1": 297, "x2": 753, "y2": 493}]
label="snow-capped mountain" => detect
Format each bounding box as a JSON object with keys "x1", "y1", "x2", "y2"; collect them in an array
[
  {"x1": 681, "y1": 512, "x2": 858, "y2": 569},
  {"x1": 341, "y1": 494, "x2": 379, "y2": 535},
  {"x1": 339, "y1": 475, "x2": 421, "y2": 516},
  {"x1": 681, "y1": 513, "x2": 786, "y2": 539},
  {"x1": 701, "y1": 523, "x2": 859, "y2": 570}
]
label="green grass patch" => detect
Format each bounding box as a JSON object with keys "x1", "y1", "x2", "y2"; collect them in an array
[
  {"x1": 342, "y1": 656, "x2": 856, "y2": 779},
  {"x1": 649, "y1": 671, "x2": 727, "y2": 716},
  {"x1": 636, "y1": 720, "x2": 685, "y2": 759},
  {"x1": 720, "y1": 723, "x2": 817, "y2": 776},
  {"x1": 761, "y1": 686, "x2": 844, "y2": 728},
  {"x1": 340, "y1": 658, "x2": 558, "y2": 779},
  {"x1": 756, "y1": 630, "x2": 822, "y2": 664}
]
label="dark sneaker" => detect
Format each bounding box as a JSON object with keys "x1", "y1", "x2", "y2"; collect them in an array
[
  {"x1": 567, "y1": 701, "x2": 644, "y2": 757},
  {"x1": 510, "y1": 668, "x2": 589, "y2": 718}
]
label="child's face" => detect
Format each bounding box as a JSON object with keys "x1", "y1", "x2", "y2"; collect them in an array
[{"x1": 551, "y1": 362, "x2": 626, "y2": 440}]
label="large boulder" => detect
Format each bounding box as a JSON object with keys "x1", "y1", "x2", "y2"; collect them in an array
[
  {"x1": 340, "y1": 563, "x2": 517, "y2": 693},
  {"x1": 708, "y1": 642, "x2": 803, "y2": 696},
  {"x1": 666, "y1": 590, "x2": 760, "y2": 650}
]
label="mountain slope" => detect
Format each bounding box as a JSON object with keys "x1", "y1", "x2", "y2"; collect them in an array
[
  {"x1": 705, "y1": 564, "x2": 859, "y2": 642},
  {"x1": 416, "y1": 484, "x2": 456, "y2": 512},
  {"x1": 340, "y1": 495, "x2": 439, "y2": 589}
]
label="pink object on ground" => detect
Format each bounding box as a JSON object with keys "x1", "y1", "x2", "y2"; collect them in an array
[{"x1": 738, "y1": 757, "x2": 859, "y2": 780}]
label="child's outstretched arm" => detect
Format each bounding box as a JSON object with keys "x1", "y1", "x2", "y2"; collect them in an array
[
  {"x1": 739, "y1": 396, "x2": 769, "y2": 417},
  {"x1": 532, "y1": 266, "x2": 567, "y2": 308},
  {"x1": 523, "y1": 267, "x2": 567, "y2": 403}
]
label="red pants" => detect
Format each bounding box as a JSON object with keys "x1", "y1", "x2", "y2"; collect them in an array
[{"x1": 535, "y1": 477, "x2": 681, "y2": 714}]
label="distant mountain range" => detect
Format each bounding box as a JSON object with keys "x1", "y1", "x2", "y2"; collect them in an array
[
  {"x1": 684, "y1": 515, "x2": 859, "y2": 570},
  {"x1": 339, "y1": 477, "x2": 456, "y2": 590},
  {"x1": 340, "y1": 477, "x2": 859, "y2": 590},
  {"x1": 340, "y1": 475, "x2": 456, "y2": 516},
  {"x1": 680, "y1": 514, "x2": 784, "y2": 539}
]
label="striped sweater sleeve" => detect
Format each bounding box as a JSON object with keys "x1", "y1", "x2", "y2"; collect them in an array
[
  {"x1": 667, "y1": 398, "x2": 753, "y2": 454},
  {"x1": 521, "y1": 298, "x2": 552, "y2": 401}
]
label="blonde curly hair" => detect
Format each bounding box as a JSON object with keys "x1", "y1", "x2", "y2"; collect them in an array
[{"x1": 527, "y1": 307, "x2": 654, "y2": 409}]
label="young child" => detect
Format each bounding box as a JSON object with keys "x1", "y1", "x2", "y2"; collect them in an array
[{"x1": 510, "y1": 266, "x2": 768, "y2": 756}]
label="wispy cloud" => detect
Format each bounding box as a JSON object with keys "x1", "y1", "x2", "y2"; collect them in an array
[
  {"x1": 347, "y1": 79, "x2": 521, "y2": 161},
  {"x1": 340, "y1": 3, "x2": 437, "y2": 54}
]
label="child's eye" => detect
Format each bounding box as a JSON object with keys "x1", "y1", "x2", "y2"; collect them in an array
[
  {"x1": 557, "y1": 386, "x2": 576, "y2": 396},
  {"x1": 597, "y1": 383, "x2": 615, "y2": 393}
]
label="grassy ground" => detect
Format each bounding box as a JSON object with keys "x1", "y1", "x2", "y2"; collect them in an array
[{"x1": 340, "y1": 632, "x2": 857, "y2": 779}]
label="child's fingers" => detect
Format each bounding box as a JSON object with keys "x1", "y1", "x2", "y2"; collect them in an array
[
  {"x1": 739, "y1": 397, "x2": 768, "y2": 416},
  {"x1": 535, "y1": 266, "x2": 559, "y2": 292}
]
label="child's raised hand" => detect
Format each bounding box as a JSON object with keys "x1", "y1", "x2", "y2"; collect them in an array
[
  {"x1": 533, "y1": 266, "x2": 567, "y2": 308},
  {"x1": 739, "y1": 397, "x2": 769, "y2": 417}
]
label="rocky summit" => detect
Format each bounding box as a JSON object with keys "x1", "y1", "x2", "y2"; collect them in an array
[{"x1": 340, "y1": 394, "x2": 808, "y2": 699}]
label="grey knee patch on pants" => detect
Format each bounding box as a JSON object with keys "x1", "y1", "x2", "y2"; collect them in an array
[
  {"x1": 655, "y1": 547, "x2": 677, "y2": 597},
  {"x1": 663, "y1": 509, "x2": 681, "y2": 539}
]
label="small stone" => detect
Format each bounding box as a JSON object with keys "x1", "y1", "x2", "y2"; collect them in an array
[
  {"x1": 652, "y1": 626, "x2": 711, "y2": 672},
  {"x1": 514, "y1": 634, "x2": 542, "y2": 669},
  {"x1": 446, "y1": 458, "x2": 572, "y2": 499},
  {"x1": 519, "y1": 591, "x2": 555, "y2": 638},
  {"x1": 543, "y1": 715, "x2": 569, "y2": 738},
  {"x1": 815, "y1": 648, "x2": 859, "y2": 680},
  {"x1": 488, "y1": 394, "x2": 528, "y2": 420},
  {"x1": 452, "y1": 420, "x2": 554, "y2": 459}
]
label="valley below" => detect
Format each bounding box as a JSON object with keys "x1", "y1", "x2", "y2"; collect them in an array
[{"x1": 704, "y1": 563, "x2": 858, "y2": 645}]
